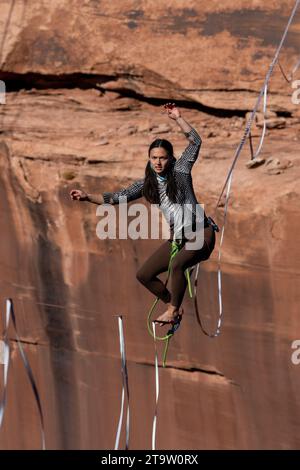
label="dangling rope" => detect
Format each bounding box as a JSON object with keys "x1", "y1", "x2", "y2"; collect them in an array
[
  {"x1": 249, "y1": 51, "x2": 300, "y2": 161},
  {"x1": 114, "y1": 315, "x2": 130, "y2": 450},
  {"x1": 252, "y1": 83, "x2": 268, "y2": 160},
  {"x1": 0, "y1": 298, "x2": 11, "y2": 429},
  {"x1": 193, "y1": 0, "x2": 300, "y2": 337},
  {"x1": 0, "y1": 299, "x2": 46, "y2": 449},
  {"x1": 149, "y1": 252, "x2": 194, "y2": 447},
  {"x1": 151, "y1": 322, "x2": 159, "y2": 451}
]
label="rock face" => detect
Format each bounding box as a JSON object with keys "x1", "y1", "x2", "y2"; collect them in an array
[{"x1": 0, "y1": 0, "x2": 300, "y2": 450}]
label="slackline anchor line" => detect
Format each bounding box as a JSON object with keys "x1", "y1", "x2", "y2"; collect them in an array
[
  {"x1": 0, "y1": 298, "x2": 45, "y2": 449},
  {"x1": 193, "y1": 0, "x2": 300, "y2": 338}
]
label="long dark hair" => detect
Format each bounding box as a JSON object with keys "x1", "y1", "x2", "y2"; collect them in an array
[{"x1": 143, "y1": 138, "x2": 177, "y2": 204}]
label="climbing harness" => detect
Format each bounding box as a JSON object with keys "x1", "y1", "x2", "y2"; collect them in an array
[
  {"x1": 0, "y1": 299, "x2": 45, "y2": 449},
  {"x1": 207, "y1": 216, "x2": 220, "y2": 233},
  {"x1": 114, "y1": 316, "x2": 130, "y2": 450}
]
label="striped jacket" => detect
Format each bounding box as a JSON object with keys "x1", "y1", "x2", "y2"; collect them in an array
[{"x1": 102, "y1": 127, "x2": 209, "y2": 229}]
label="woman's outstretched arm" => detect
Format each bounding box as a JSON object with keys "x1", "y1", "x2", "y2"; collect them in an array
[
  {"x1": 174, "y1": 124, "x2": 202, "y2": 173},
  {"x1": 102, "y1": 179, "x2": 144, "y2": 205},
  {"x1": 70, "y1": 189, "x2": 104, "y2": 204},
  {"x1": 70, "y1": 179, "x2": 145, "y2": 205},
  {"x1": 163, "y1": 102, "x2": 202, "y2": 173},
  {"x1": 174, "y1": 115, "x2": 193, "y2": 134}
]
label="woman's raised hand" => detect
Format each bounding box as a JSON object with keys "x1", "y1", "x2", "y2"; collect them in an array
[
  {"x1": 70, "y1": 188, "x2": 89, "y2": 201},
  {"x1": 162, "y1": 102, "x2": 181, "y2": 120}
]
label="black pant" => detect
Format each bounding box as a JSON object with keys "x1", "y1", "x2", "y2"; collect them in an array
[{"x1": 136, "y1": 225, "x2": 216, "y2": 308}]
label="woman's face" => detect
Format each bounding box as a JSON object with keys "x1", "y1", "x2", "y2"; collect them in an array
[{"x1": 149, "y1": 147, "x2": 169, "y2": 175}]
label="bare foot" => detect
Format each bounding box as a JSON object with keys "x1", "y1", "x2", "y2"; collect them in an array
[{"x1": 154, "y1": 306, "x2": 183, "y2": 327}]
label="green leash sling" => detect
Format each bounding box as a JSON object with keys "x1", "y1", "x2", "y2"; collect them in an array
[{"x1": 147, "y1": 239, "x2": 193, "y2": 367}]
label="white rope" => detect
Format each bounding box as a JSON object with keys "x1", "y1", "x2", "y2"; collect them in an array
[
  {"x1": 253, "y1": 83, "x2": 268, "y2": 159},
  {"x1": 151, "y1": 322, "x2": 160, "y2": 451},
  {"x1": 114, "y1": 316, "x2": 130, "y2": 450},
  {"x1": 0, "y1": 298, "x2": 11, "y2": 428}
]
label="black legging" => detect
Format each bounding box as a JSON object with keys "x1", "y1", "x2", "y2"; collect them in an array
[{"x1": 136, "y1": 225, "x2": 216, "y2": 309}]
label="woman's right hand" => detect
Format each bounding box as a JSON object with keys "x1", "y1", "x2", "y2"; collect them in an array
[
  {"x1": 70, "y1": 189, "x2": 89, "y2": 201},
  {"x1": 162, "y1": 102, "x2": 181, "y2": 120}
]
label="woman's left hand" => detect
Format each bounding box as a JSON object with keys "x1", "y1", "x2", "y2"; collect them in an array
[{"x1": 162, "y1": 102, "x2": 181, "y2": 120}]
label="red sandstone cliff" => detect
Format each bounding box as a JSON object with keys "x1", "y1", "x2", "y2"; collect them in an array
[{"x1": 0, "y1": 0, "x2": 300, "y2": 449}]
